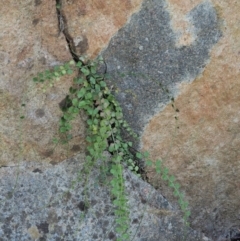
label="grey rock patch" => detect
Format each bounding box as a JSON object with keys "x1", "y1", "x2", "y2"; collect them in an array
[
  {"x1": 102, "y1": 0, "x2": 222, "y2": 135},
  {"x1": 0, "y1": 153, "x2": 210, "y2": 241}
]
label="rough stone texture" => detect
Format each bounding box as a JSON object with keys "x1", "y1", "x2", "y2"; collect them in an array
[
  {"x1": 0, "y1": 0, "x2": 143, "y2": 166},
  {"x1": 2, "y1": 0, "x2": 240, "y2": 240},
  {"x1": 142, "y1": 0, "x2": 240, "y2": 239},
  {"x1": 102, "y1": 0, "x2": 240, "y2": 240},
  {"x1": 103, "y1": 0, "x2": 221, "y2": 134},
  {"x1": 0, "y1": 0, "x2": 142, "y2": 166},
  {"x1": 0, "y1": 154, "x2": 210, "y2": 241},
  {"x1": 61, "y1": 0, "x2": 143, "y2": 58},
  {"x1": 0, "y1": 0, "x2": 85, "y2": 166}
]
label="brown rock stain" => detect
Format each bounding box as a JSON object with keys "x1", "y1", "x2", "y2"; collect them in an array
[
  {"x1": 17, "y1": 46, "x2": 32, "y2": 62},
  {"x1": 28, "y1": 226, "x2": 40, "y2": 240},
  {"x1": 143, "y1": 0, "x2": 240, "y2": 235}
]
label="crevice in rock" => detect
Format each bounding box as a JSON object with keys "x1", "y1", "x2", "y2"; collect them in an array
[
  {"x1": 0, "y1": 165, "x2": 19, "y2": 168},
  {"x1": 54, "y1": 0, "x2": 147, "y2": 181},
  {"x1": 55, "y1": 0, "x2": 79, "y2": 62}
]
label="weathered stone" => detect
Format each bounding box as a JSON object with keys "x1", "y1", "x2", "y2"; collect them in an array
[
  {"x1": 0, "y1": 0, "x2": 80, "y2": 166},
  {"x1": 102, "y1": 0, "x2": 240, "y2": 239},
  {"x1": 103, "y1": 0, "x2": 221, "y2": 134},
  {"x1": 141, "y1": 1, "x2": 240, "y2": 239},
  {"x1": 1, "y1": 0, "x2": 240, "y2": 239},
  {"x1": 0, "y1": 0, "x2": 144, "y2": 166},
  {"x1": 0, "y1": 154, "x2": 210, "y2": 241},
  {"x1": 60, "y1": 0, "x2": 143, "y2": 58}
]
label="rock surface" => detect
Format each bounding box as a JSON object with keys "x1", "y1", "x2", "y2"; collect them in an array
[
  {"x1": 60, "y1": 0, "x2": 143, "y2": 58},
  {"x1": 103, "y1": 0, "x2": 221, "y2": 134},
  {"x1": 101, "y1": 0, "x2": 240, "y2": 239},
  {"x1": 1, "y1": 0, "x2": 240, "y2": 240},
  {"x1": 0, "y1": 0, "x2": 143, "y2": 166},
  {"x1": 142, "y1": 0, "x2": 240, "y2": 239},
  {"x1": 0, "y1": 0, "x2": 83, "y2": 166},
  {"x1": 0, "y1": 154, "x2": 210, "y2": 241}
]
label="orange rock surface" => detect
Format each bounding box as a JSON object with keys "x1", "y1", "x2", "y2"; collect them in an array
[
  {"x1": 61, "y1": 0, "x2": 143, "y2": 58},
  {"x1": 142, "y1": 0, "x2": 240, "y2": 235}
]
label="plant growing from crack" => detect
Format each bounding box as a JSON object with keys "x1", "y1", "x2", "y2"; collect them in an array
[{"x1": 32, "y1": 57, "x2": 190, "y2": 240}]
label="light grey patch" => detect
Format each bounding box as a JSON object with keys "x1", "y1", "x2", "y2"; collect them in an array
[
  {"x1": 102, "y1": 0, "x2": 222, "y2": 135},
  {"x1": 0, "y1": 156, "x2": 208, "y2": 240}
]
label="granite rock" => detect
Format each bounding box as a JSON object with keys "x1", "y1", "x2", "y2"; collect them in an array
[
  {"x1": 142, "y1": 0, "x2": 240, "y2": 239},
  {"x1": 103, "y1": 0, "x2": 221, "y2": 134},
  {"x1": 1, "y1": 0, "x2": 240, "y2": 239},
  {"x1": 60, "y1": 0, "x2": 143, "y2": 58},
  {"x1": 0, "y1": 0, "x2": 83, "y2": 166},
  {"x1": 0, "y1": 0, "x2": 142, "y2": 166},
  {"x1": 0, "y1": 154, "x2": 210, "y2": 241},
  {"x1": 101, "y1": 0, "x2": 240, "y2": 239}
]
